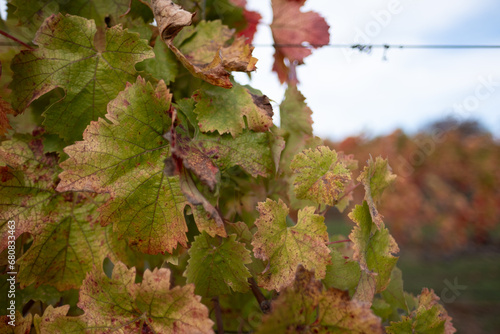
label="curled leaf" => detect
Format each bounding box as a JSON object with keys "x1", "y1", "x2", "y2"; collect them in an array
[
  {"x1": 151, "y1": 4, "x2": 258, "y2": 88},
  {"x1": 358, "y1": 156, "x2": 397, "y2": 229},
  {"x1": 152, "y1": 0, "x2": 195, "y2": 40}
]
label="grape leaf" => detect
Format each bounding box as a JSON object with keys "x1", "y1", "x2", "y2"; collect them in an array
[
  {"x1": 381, "y1": 267, "x2": 410, "y2": 317},
  {"x1": 33, "y1": 305, "x2": 86, "y2": 334},
  {"x1": 358, "y1": 156, "x2": 397, "y2": 229},
  {"x1": 193, "y1": 83, "x2": 273, "y2": 137},
  {"x1": 291, "y1": 146, "x2": 351, "y2": 206},
  {"x1": 387, "y1": 288, "x2": 456, "y2": 334},
  {"x1": 173, "y1": 125, "x2": 277, "y2": 187},
  {"x1": 256, "y1": 265, "x2": 384, "y2": 334},
  {"x1": 252, "y1": 199, "x2": 330, "y2": 291},
  {"x1": 80, "y1": 262, "x2": 213, "y2": 333},
  {"x1": 0, "y1": 134, "x2": 60, "y2": 251},
  {"x1": 16, "y1": 195, "x2": 112, "y2": 290},
  {"x1": 0, "y1": 311, "x2": 31, "y2": 333},
  {"x1": 349, "y1": 202, "x2": 399, "y2": 302},
  {"x1": 9, "y1": 14, "x2": 154, "y2": 141},
  {"x1": 185, "y1": 232, "x2": 252, "y2": 297},
  {"x1": 37, "y1": 263, "x2": 214, "y2": 333},
  {"x1": 323, "y1": 245, "x2": 361, "y2": 292},
  {"x1": 10, "y1": 0, "x2": 130, "y2": 38},
  {"x1": 152, "y1": 1, "x2": 257, "y2": 88},
  {"x1": 278, "y1": 86, "x2": 322, "y2": 176},
  {"x1": 57, "y1": 78, "x2": 224, "y2": 254},
  {"x1": 270, "y1": 0, "x2": 329, "y2": 82},
  {"x1": 0, "y1": 61, "x2": 14, "y2": 134},
  {"x1": 136, "y1": 36, "x2": 178, "y2": 85},
  {"x1": 0, "y1": 135, "x2": 125, "y2": 290},
  {"x1": 280, "y1": 86, "x2": 313, "y2": 137},
  {"x1": 230, "y1": 0, "x2": 262, "y2": 43}
]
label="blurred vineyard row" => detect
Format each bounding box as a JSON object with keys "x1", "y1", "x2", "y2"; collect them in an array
[{"x1": 327, "y1": 118, "x2": 500, "y2": 252}]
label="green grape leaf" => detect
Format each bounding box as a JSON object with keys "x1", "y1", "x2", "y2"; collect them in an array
[
  {"x1": 193, "y1": 83, "x2": 273, "y2": 137},
  {"x1": 0, "y1": 135, "x2": 123, "y2": 290},
  {"x1": 185, "y1": 232, "x2": 252, "y2": 297},
  {"x1": 256, "y1": 265, "x2": 384, "y2": 334},
  {"x1": 9, "y1": 14, "x2": 154, "y2": 141},
  {"x1": 0, "y1": 135, "x2": 59, "y2": 251},
  {"x1": 10, "y1": 0, "x2": 130, "y2": 38},
  {"x1": 278, "y1": 86, "x2": 323, "y2": 178},
  {"x1": 57, "y1": 78, "x2": 223, "y2": 254},
  {"x1": 349, "y1": 202, "x2": 399, "y2": 301},
  {"x1": 291, "y1": 146, "x2": 351, "y2": 206},
  {"x1": 0, "y1": 311, "x2": 32, "y2": 333},
  {"x1": 280, "y1": 85, "x2": 313, "y2": 136},
  {"x1": 16, "y1": 195, "x2": 110, "y2": 290},
  {"x1": 358, "y1": 156, "x2": 397, "y2": 229},
  {"x1": 136, "y1": 36, "x2": 178, "y2": 85},
  {"x1": 251, "y1": 199, "x2": 330, "y2": 291},
  {"x1": 323, "y1": 246, "x2": 361, "y2": 292},
  {"x1": 381, "y1": 267, "x2": 410, "y2": 316},
  {"x1": 152, "y1": 1, "x2": 257, "y2": 88},
  {"x1": 387, "y1": 288, "x2": 456, "y2": 334}
]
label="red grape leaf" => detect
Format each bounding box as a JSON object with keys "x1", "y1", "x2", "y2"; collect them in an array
[{"x1": 270, "y1": 0, "x2": 329, "y2": 82}]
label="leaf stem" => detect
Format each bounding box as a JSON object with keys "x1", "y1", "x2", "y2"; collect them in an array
[
  {"x1": 0, "y1": 30, "x2": 33, "y2": 50},
  {"x1": 336, "y1": 182, "x2": 362, "y2": 205},
  {"x1": 212, "y1": 296, "x2": 224, "y2": 334}
]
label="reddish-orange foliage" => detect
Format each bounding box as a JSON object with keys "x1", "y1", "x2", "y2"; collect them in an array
[{"x1": 328, "y1": 122, "x2": 500, "y2": 251}]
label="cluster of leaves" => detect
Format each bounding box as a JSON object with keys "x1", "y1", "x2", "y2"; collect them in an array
[
  {"x1": 0, "y1": 0, "x2": 456, "y2": 332},
  {"x1": 329, "y1": 120, "x2": 500, "y2": 251}
]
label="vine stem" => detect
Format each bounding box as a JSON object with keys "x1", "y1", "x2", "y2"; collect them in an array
[
  {"x1": 249, "y1": 277, "x2": 271, "y2": 313},
  {"x1": 335, "y1": 182, "x2": 362, "y2": 205},
  {"x1": 0, "y1": 30, "x2": 33, "y2": 50},
  {"x1": 326, "y1": 239, "x2": 351, "y2": 245},
  {"x1": 212, "y1": 296, "x2": 223, "y2": 334}
]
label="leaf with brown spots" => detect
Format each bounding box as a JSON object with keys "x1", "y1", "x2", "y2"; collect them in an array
[
  {"x1": 256, "y1": 265, "x2": 384, "y2": 333},
  {"x1": 358, "y1": 156, "x2": 397, "y2": 229},
  {"x1": 0, "y1": 311, "x2": 32, "y2": 333},
  {"x1": 37, "y1": 263, "x2": 215, "y2": 333},
  {"x1": 291, "y1": 146, "x2": 351, "y2": 206},
  {"x1": 57, "y1": 78, "x2": 224, "y2": 254},
  {"x1": 251, "y1": 199, "x2": 330, "y2": 291},
  {"x1": 0, "y1": 135, "x2": 120, "y2": 290}
]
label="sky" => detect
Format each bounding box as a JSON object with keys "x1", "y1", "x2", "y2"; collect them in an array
[
  {"x1": 1, "y1": 0, "x2": 499, "y2": 141},
  {"x1": 234, "y1": 0, "x2": 500, "y2": 140}
]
